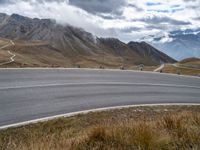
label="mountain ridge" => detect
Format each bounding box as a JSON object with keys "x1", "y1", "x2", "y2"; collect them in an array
[
  {"x1": 148, "y1": 29, "x2": 200, "y2": 60},
  {"x1": 0, "y1": 13, "x2": 176, "y2": 67}
]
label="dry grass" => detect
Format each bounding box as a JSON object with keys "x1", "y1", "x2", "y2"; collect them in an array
[
  {"x1": 180, "y1": 58, "x2": 200, "y2": 67},
  {"x1": 0, "y1": 37, "x2": 163, "y2": 68},
  {"x1": 163, "y1": 64, "x2": 200, "y2": 76},
  {"x1": 1, "y1": 38, "x2": 199, "y2": 77},
  {"x1": 0, "y1": 105, "x2": 200, "y2": 150}
]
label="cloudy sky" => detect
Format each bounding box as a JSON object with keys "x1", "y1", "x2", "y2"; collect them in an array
[{"x1": 0, "y1": 0, "x2": 200, "y2": 42}]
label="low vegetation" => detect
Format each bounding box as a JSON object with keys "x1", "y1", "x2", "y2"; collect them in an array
[
  {"x1": 180, "y1": 57, "x2": 200, "y2": 67},
  {"x1": 0, "y1": 105, "x2": 200, "y2": 150},
  {"x1": 163, "y1": 64, "x2": 200, "y2": 76}
]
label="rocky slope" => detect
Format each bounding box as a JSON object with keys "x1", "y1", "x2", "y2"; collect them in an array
[{"x1": 0, "y1": 13, "x2": 176, "y2": 67}]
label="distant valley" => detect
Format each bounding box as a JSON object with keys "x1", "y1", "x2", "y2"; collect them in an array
[{"x1": 146, "y1": 29, "x2": 200, "y2": 60}]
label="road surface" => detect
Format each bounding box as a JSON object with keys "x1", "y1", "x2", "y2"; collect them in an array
[{"x1": 0, "y1": 69, "x2": 200, "y2": 127}]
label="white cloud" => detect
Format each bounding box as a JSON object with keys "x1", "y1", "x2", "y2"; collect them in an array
[
  {"x1": 0, "y1": 0, "x2": 117, "y2": 37},
  {"x1": 0, "y1": 0, "x2": 199, "y2": 42}
]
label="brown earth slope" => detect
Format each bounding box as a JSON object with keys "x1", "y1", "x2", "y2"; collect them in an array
[
  {"x1": 0, "y1": 13, "x2": 176, "y2": 68},
  {"x1": 179, "y1": 57, "x2": 200, "y2": 69}
]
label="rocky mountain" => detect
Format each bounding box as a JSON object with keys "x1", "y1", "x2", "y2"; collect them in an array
[
  {"x1": 149, "y1": 29, "x2": 200, "y2": 60},
  {"x1": 0, "y1": 13, "x2": 176, "y2": 67},
  {"x1": 127, "y1": 41, "x2": 175, "y2": 64}
]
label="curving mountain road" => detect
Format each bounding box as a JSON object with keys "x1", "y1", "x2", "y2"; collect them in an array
[
  {"x1": 0, "y1": 69, "x2": 200, "y2": 128},
  {"x1": 0, "y1": 40, "x2": 15, "y2": 66}
]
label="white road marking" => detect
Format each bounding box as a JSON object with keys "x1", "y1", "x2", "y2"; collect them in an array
[
  {"x1": 0, "y1": 82, "x2": 200, "y2": 90},
  {"x1": 0, "y1": 103, "x2": 200, "y2": 130},
  {"x1": 154, "y1": 64, "x2": 164, "y2": 72}
]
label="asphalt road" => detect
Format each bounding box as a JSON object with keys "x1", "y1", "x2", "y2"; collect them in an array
[{"x1": 0, "y1": 69, "x2": 200, "y2": 127}]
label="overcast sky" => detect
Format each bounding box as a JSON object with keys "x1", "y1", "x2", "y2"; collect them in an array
[{"x1": 0, "y1": 0, "x2": 199, "y2": 42}]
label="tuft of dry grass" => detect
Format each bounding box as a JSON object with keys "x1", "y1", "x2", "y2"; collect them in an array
[
  {"x1": 162, "y1": 114, "x2": 183, "y2": 131},
  {"x1": 0, "y1": 105, "x2": 200, "y2": 150}
]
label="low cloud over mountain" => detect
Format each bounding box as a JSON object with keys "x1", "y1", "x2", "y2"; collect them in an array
[
  {"x1": 0, "y1": 0, "x2": 199, "y2": 42},
  {"x1": 0, "y1": 0, "x2": 199, "y2": 60},
  {"x1": 149, "y1": 29, "x2": 200, "y2": 60},
  {"x1": 0, "y1": 13, "x2": 176, "y2": 67}
]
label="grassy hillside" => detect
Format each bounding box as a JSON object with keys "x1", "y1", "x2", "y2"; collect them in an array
[
  {"x1": 0, "y1": 105, "x2": 200, "y2": 150},
  {"x1": 0, "y1": 39, "x2": 166, "y2": 69},
  {"x1": 162, "y1": 64, "x2": 200, "y2": 76},
  {"x1": 0, "y1": 13, "x2": 176, "y2": 68},
  {"x1": 180, "y1": 57, "x2": 200, "y2": 64},
  {"x1": 179, "y1": 57, "x2": 200, "y2": 69}
]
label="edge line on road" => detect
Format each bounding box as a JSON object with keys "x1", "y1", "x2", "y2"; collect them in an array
[
  {"x1": 1, "y1": 82, "x2": 200, "y2": 90},
  {"x1": 0, "y1": 103, "x2": 200, "y2": 130}
]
